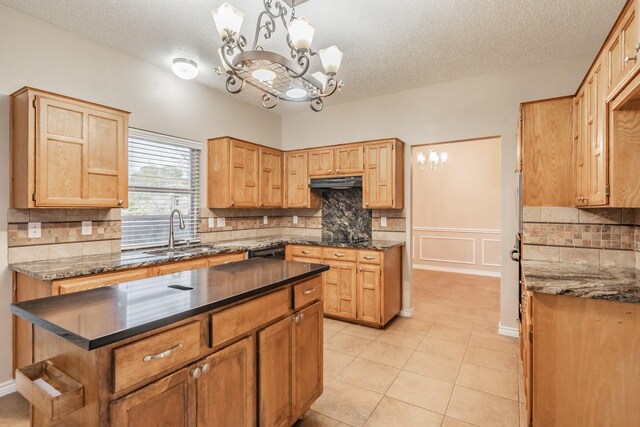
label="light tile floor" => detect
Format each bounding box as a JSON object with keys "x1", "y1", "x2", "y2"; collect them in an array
[{"x1": 0, "y1": 270, "x2": 524, "y2": 427}]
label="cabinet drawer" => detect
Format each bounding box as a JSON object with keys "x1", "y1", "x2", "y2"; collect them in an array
[
  {"x1": 322, "y1": 248, "x2": 357, "y2": 262},
  {"x1": 154, "y1": 258, "x2": 209, "y2": 275},
  {"x1": 289, "y1": 245, "x2": 322, "y2": 259},
  {"x1": 293, "y1": 277, "x2": 323, "y2": 310},
  {"x1": 112, "y1": 321, "x2": 201, "y2": 393},
  {"x1": 357, "y1": 250, "x2": 381, "y2": 265},
  {"x1": 54, "y1": 268, "x2": 149, "y2": 295},
  {"x1": 208, "y1": 252, "x2": 245, "y2": 267},
  {"x1": 291, "y1": 256, "x2": 323, "y2": 264},
  {"x1": 211, "y1": 288, "x2": 290, "y2": 347}
]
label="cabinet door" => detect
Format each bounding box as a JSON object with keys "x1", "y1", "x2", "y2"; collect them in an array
[
  {"x1": 323, "y1": 261, "x2": 357, "y2": 319},
  {"x1": 363, "y1": 141, "x2": 395, "y2": 208},
  {"x1": 230, "y1": 140, "x2": 259, "y2": 207},
  {"x1": 35, "y1": 95, "x2": 127, "y2": 207},
  {"x1": 286, "y1": 152, "x2": 308, "y2": 208},
  {"x1": 574, "y1": 90, "x2": 589, "y2": 206},
  {"x1": 258, "y1": 315, "x2": 293, "y2": 427},
  {"x1": 335, "y1": 144, "x2": 364, "y2": 175},
  {"x1": 196, "y1": 337, "x2": 255, "y2": 427},
  {"x1": 260, "y1": 147, "x2": 283, "y2": 208},
  {"x1": 110, "y1": 368, "x2": 195, "y2": 427},
  {"x1": 621, "y1": 4, "x2": 638, "y2": 80},
  {"x1": 357, "y1": 265, "x2": 381, "y2": 324},
  {"x1": 587, "y1": 63, "x2": 609, "y2": 205},
  {"x1": 308, "y1": 148, "x2": 334, "y2": 176},
  {"x1": 292, "y1": 302, "x2": 323, "y2": 420}
]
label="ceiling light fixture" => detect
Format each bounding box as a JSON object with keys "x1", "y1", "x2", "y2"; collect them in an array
[
  {"x1": 417, "y1": 149, "x2": 448, "y2": 171},
  {"x1": 172, "y1": 58, "x2": 199, "y2": 80},
  {"x1": 213, "y1": 0, "x2": 344, "y2": 112}
]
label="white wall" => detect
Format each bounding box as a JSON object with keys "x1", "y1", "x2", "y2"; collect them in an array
[
  {"x1": 282, "y1": 54, "x2": 593, "y2": 332},
  {"x1": 0, "y1": 4, "x2": 282, "y2": 383}
]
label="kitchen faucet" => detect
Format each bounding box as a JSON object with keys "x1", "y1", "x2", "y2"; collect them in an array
[{"x1": 168, "y1": 208, "x2": 186, "y2": 250}]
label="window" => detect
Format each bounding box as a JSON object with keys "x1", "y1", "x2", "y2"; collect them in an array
[{"x1": 122, "y1": 129, "x2": 201, "y2": 249}]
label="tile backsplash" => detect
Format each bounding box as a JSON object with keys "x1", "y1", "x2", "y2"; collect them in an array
[{"x1": 523, "y1": 207, "x2": 640, "y2": 269}]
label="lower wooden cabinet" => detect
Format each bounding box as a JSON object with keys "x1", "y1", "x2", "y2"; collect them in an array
[
  {"x1": 357, "y1": 265, "x2": 381, "y2": 324},
  {"x1": 195, "y1": 337, "x2": 255, "y2": 427},
  {"x1": 323, "y1": 261, "x2": 358, "y2": 319},
  {"x1": 110, "y1": 368, "x2": 195, "y2": 427},
  {"x1": 259, "y1": 301, "x2": 323, "y2": 426}
]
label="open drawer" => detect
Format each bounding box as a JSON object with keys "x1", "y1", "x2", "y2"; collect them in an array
[{"x1": 15, "y1": 360, "x2": 84, "y2": 421}]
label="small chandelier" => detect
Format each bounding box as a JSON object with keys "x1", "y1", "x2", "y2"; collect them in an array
[
  {"x1": 212, "y1": 0, "x2": 344, "y2": 112},
  {"x1": 417, "y1": 149, "x2": 448, "y2": 171}
]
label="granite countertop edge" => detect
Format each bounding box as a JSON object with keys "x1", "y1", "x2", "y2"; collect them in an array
[
  {"x1": 10, "y1": 236, "x2": 405, "y2": 281},
  {"x1": 522, "y1": 260, "x2": 640, "y2": 304}
]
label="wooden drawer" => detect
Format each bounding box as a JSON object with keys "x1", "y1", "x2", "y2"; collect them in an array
[
  {"x1": 112, "y1": 321, "x2": 201, "y2": 393},
  {"x1": 15, "y1": 360, "x2": 84, "y2": 421},
  {"x1": 208, "y1": 252, "x2": 245, "y2": 267},
  {"x1": 53, "y1": 268, "x2": 150, "y2": 295},
  {"x1": 289, "y1": 245, "x2": 322, "y2": 259},
  {"x1": 293, "y1": 277, "x2": 323, "y2": 310},
  {"x1": 154, "y1": 258, "x2": 209, "y2": 275},
  {"x1": 290, "y1": 256, "x2": 323, "y2": 264},
  {"x1": 357, "y1": 250, "x2": 381, "y2": 265},
  {"x1": 211, "y1": 288, "x2": 290, "y2": 347},
  {"x1": 322, "y1": 247, "x2": 357, "y2": 262}
]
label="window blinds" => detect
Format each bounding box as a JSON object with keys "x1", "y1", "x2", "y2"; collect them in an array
[{"x1": 122, "y1": 129, "x2": 201, "y2": 250}]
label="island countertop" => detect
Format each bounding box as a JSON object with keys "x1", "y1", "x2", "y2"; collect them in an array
[
  {"x1": 9, "y1": 235, "x2": 404, "y2": 281},
  {"x1": 10, "y1": 258, "x2": 329, "y2": 350},
  {"x1": 522, "y1": 260, "x2": 640, "y2": 304}
]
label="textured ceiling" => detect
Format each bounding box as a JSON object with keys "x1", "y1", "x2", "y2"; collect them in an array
[{"x1": 1, "y1": 0, "x2": 626, "y2": 114}]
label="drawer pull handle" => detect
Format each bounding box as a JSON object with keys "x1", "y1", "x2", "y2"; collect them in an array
[
  {"x1": 363, "y1": 256, "x2": 375, "y2": 260},
  {"x1": 303, "y1": 287, "x2": 317, "y2": 295},
  {"x1": 334, "y1": 253, "x2": 345, "y2": 257},
  {"x1": 143, "y1": 343, "x2": 183, "y2": 362},
  {"x1": 301, "y1": 250, "x2": 311, "y2": 254}
]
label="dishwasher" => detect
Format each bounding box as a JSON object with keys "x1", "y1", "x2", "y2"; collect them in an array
[{"x1": 248, "y1": 245, "x2": 286, "y2": 260}]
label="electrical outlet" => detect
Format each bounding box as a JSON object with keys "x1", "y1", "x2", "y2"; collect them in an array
[
  {"x1": 381, "y1": 217, "x2": 388, "y2": 227},
  {"x1": 217, "y1": 217, "x2": 226, "y2": 228},
  {"x1": 82, "y1": 221, "x2": 92, "y2": 235},
  {"x1": 263, "y1": 216, "x2": 268, "y2": 225},
  {"x1": 28, "y1": 222, "x2": 41, "y2": 239},
  {"x1": 208, "y1": 218, "x2": 215, "y2": 228},
  {"x1": 293, "y1": 215, "x2": 298, "y2": 224}
]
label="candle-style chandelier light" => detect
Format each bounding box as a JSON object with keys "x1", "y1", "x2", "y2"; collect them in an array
[{"x1": 212, "y1": 0, "x2": 344, "y2": 112}]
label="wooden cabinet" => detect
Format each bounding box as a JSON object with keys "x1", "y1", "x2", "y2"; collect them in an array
[
  {"x1": 285, "y1": 244, "x2": 403, "y2": 327},
  {"x1": 520, "y1": 290, "x2": 533, "y2": 427},
  {"x1": 285, "y1": 151, "x2": 320, "y2": 208},
  {"x1": 258, "y1": 301, "x2": 323, "y2": 426},
  {"x1": 110, "y1": 368, "x2": 195, "y2": 427},
  {"x1": 363, "y1": 139, "x2": 404, "y2": 209},
  {"x1": 607, "y1": 1, "x2": 639, "y2": 93},
  {"x1": 260, "y1": 147, "x2": 284, "y2": 208},
  {"x1": 195, "y1": 337, "x2": 255, "y2": 427},
  {"x1": 587, "y1": 63, "x2": 609, "y2": 206},
  {"x1": 574, "y1": 90, "x2": 589, "y2": 206},
  {"x1": 520, "y1": 97, "x2": 574, "y2": 207},
  {"x1": 10, "y1": 87, "x2": 129, "y2": 209},
  {"x1": 335, "y1": 144, "x2": 364, "y2": 175},
  {"x1": 307, "y1": 148, "x2": 335, "y2": 177}
]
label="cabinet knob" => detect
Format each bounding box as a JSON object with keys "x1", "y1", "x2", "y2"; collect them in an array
[
  {"x1": 293, "y1": 314, "x2": 300, "y2": 324},
  {"x1": 328, "y1": 170, "x2": 332, "y2": 173},
  {"x1": 117, "y1": 200, "x2": 123, "y2": 206},
  {"x1": 302, "y1": 203, "x2": 307, "y2": 207},
  {"x1": 336, "y1": 169, "x2": 340, "y2": 172},
  {"x1": 231, "y1": 201, "x2": 235, "y2": 207},
  {"x1": 299, "y1": 313, "x2": 305, "y2": 321},
  {"x1": 201, "y1": 363, "x2": 210, "y2": 374},
  {"x1": 625, "y1": 55, "x2": 637, "y2": 65},
  {"x1": 365, "y1": 202, "x2": 369, "y2": 206},
  {"x1": 191, "y1": 367, "x2": 202, "y2": 379},
  {"x1": 260, "y1": 202, "x2": 264, "y2": 207}
]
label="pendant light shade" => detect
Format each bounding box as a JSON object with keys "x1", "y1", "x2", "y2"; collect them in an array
[
  {"x1": 288, "y1": 17, "x2": 315, "y2": 50},
  {"x1": 319, "y1": 46, "x2": 343, "y2": 75},
  {"x1": 212, "y1": 3, "x2": 244, "y2": 38}
]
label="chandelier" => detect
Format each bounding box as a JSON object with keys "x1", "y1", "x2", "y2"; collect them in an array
[
  {"x1": 417, "y1": 149, "x2": 448, "y2": 171},
  {"x1": 212, "y1": 0, "x2": 344, "y2": 112}
]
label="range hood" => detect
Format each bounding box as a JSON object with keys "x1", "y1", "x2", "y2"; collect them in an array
[{"x1": 309, "y1": 176, "x2": 362, "y2": 190}]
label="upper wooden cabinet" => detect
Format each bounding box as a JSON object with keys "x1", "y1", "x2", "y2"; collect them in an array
[
  {"x1": 285, "y1": 151, "x2": 320, "y2": 209},
  {"x1": 574, "y1": 90, "x2": 589, "y2": 206},
  {"x1": 363, "y1": 139, "x2": 404, "y2": 209},
  {"x1": 10, "y1": 87, "x2": 129, "y2": 209},
  {"x1": 307, "y1": 148, "x2": 334, "y2": 177},
  {"x1": 607, "y1": 1, "x2": 639, "y2": 95},
  {"x1": 520, "y1": 98, "x2": 574, "y2": 207},
  {"x1": 207, "y1": 137, "x2": 282, "y2": 208},
  {"x1": 335, "y1": 144, "x2": 364, "y2": 175}
]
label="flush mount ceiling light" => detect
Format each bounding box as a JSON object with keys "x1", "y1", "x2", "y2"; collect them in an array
[
  {"x1": 417, "y1": 149, "x2": 448, "y2": 171},
  {"x1": 172, "y1": 58, "x2": 199, "y2": 80},
  {"x1": 212, "y1": 0, "x2": 344, "y2": 112}
]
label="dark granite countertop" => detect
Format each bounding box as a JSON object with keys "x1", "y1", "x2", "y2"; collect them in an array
[
  {"x1": 10, "y1": 258, "x2": 329, "y2": 350},
  {"x1": 522, "y1": 260, "x2": 640, "y2": 304},
  {"x1": 9, "y1": 235, "x2": 404, "y2": 281}
]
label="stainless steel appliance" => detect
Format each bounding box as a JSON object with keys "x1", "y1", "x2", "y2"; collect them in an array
[
  {"x1": 309, "y1": 176, "x2": 362, "y2": 190},
  {"x1": 248, "y1": 245, "x2": 286, "y2": 260}
]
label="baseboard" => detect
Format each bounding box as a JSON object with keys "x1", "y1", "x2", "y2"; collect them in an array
[
  {"x1": 498, "y1": 324, "x2": 519, "y2": 338},
  {"x1": 413, "y1": 264, "x2": 501, "y2": 278},
  {"x1": 399, "y1": 308, "x2": 413, "y2": 318},
  {"x1": 0, "y1": 379, "x2": 16, "y2": 397}
]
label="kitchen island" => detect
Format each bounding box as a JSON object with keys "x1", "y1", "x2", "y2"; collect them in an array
[{"x1": 11, "y1": 258, "x2": 329, "y2": 427}]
